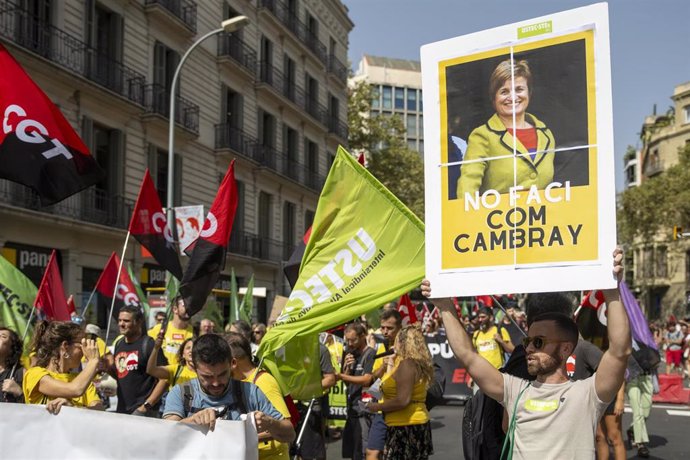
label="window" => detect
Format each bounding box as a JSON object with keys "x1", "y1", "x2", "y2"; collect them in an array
[
  {"x1": 283, "y1": 201, "x2": 296, "y2": 258},
  {"x1": 419, "y1": 90, "x2": 423, "y2": 111},
  {"x1": 382, "y1": 86, "x2": 392, "y2": 110},
  {"x1": 371, "y1": 86, "x2": 380, "y2": 110},
  {"x1": 259, "y1": 110, "x2": 276, "y2": 148},
  {"x1": 419, "y1": 114, "x2": 424, "y2": 138},
  {"x1": 656, "y1": 246, "x2": 667, "y2": 278},
  {"x1": 221, "y1": 86, "x2": 243, "y2": 128},
  {"x1": 305, "y1": 138, "x2": 319, "y2": 188},
  {"x1": 643, "y1": 247, "x2": 654, "y2": 278},
  {"x1": 260, "y1": 36, "x2": 273, "y2": 83},
  {"x1": 305, "y1": 73, "x2": 318, "y2": 113},
  {"x1": 284, "y1": 55, "x2": 296, "y2": 100},
  {"x1": 284, "y1": 126, "x2": 298, "y2": 178},
  {"x1": 419, "y1": 140, "x2": 424, "y2": 154},
  {"x1": 258, "y1": 192, "x2": 272, "y2": 240},
  {"x1": 153, "y1": 41, "x2": 180, "y2": 95},
  {"x1": 230, "y1": 180, "x2": 245, "y2": 245},
  {"x1": 328, "y1": 93, "x2": 339, "y2": 121},
  {"x1": 406, "y1": 115, "x2": 417, "y2": 137},
  {"x1": 84, "y1": 2, "x2": 123, "y2": 87},
  {"x1": 306, "y1": 12, "x2": 318, "y2": 41},
  {"x1": 81, "y1": 117, "x2": 124, "y2": 215},
  {"x1": 395, "y1": 88, "x2": 404, "y2": 110},
  {"x1": 684, "y1": 105, "x2": 690, "y2": 124},
  {"x1": 407, "y1": 89, "x2": 417, "y2": 111},
  {"x1": 16, "y1": 0, "x2": 52, "y2": 53},
  {"x1": 148, "y1": 144, "x2": 182, "y2": 206}
]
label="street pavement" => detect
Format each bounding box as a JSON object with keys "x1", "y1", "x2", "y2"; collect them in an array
[{"x1": 325, "y1": 401, "x2": 690, "y2": 459}]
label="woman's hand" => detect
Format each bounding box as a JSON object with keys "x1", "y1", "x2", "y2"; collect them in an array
[
  {"x1": 155, "y1": 328, "x2": 165, "y2": 348},
  {"x1": 2, "y1": 378, "x2": 22, "y2": 397},
  {"x1": 46, "y1": 397, "x2": 73, "y2": 415},
  {"x1": 82, "y1": 338, "x2": 100, "y2": 362}
]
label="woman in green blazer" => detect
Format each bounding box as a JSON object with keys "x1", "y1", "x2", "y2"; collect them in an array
[{"x1": 457, "y1": 60, "x2": 556, "y2": 198}]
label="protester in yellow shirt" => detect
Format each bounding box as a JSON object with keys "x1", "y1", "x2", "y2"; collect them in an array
[
  {"x1": 23, "y1": 321, "x2": 103, "y2": 413},
  {"x1": 226, "y1": 332, "x2": 293, "y2": 459},
  {"x1": 472, "y1": 307, "x2": 514, "y2": 369},
  {"x1": 148, "y1": 296, "x2": 193, "y2": 365},
  {"x1": 147, "y1": 336, "x2": 197, "y2": 390}
]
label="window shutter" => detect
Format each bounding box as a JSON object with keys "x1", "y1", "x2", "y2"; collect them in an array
[{"x1": 147, "y1": 143, "x2": 158, "y2": 185}]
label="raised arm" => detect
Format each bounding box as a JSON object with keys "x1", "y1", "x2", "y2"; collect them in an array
[
  {"x1": 146, "y1": 334, "x2": 170, "y2": 380},
  {"x1": 37, "y1": 339, "x2": 100, "y2": 399},
  {"x1": 421, "y1": 280, "x2": 504, "y2": 402},
  {"x1": 595, "y1": 248, "x2": 632, "y2": 403}
]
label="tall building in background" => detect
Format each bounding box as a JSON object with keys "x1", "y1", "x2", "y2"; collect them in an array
[
  {"x1": 0, "y1": 0, "x2": 353, "y2": 327},
  {"x1": 351, "y1": 54, "x2": 424, "y2": 156},
  {"x1": 629, "y1": 81, "x2": 690, "y2": 319}
]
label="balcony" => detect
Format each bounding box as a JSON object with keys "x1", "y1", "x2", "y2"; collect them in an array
[
  {"x1": 0, "y1": 3, "x2": 146, "y2": 106},
  {"x1": 214, "y1": 124, "x2": 325, "y2": 192},
  {"x1": 143, "y1": 84, "x2": 199, "y2": 134},
  {"x1": 257, "y1": 61, "x2": 307, "y2": 109},
  {"x1": 328, "y1": 116, "x2": 348, "y2": 141},
  {"x1": 258, "y1": 0, "x2": 327, "y2": 66},
  {"x1": 0, "y1": 180, "x2": 133, "y2": 230},
  {"x1": 644, "y1": 158, "x2": 664, "y2": 177},
  {"x1": 144, "y1": 0, "x2": 197, "y2": 34},
  {"x1": 229, "y1": 230, "x2": 287, "y2": 262},
  {"x1": 328, "y1": 54, "x2": 348, "y2": 84},
  {"x1": 217, "y1": 33, "x2": 257, "y2": 77}
]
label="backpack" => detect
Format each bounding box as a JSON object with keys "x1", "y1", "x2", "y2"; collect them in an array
[
  {"x1": 181, "y1": 379, "x2": 247, "y2": 418},
  {"x1": 253, "y1": 370, "x2": 301, "y2": 428},
  {"x1": 631, "y1": 341, "x2": 660, "y2": 373},
  {"x1": 425, "y1": 361, "x2": 446, "y2": 410},
  {"x1": 461, "y1": 345, "x2": 532, "y2": 460}
]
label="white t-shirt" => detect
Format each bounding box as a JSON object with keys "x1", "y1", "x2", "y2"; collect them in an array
[{"x1": 502, "y1": 373, "x2": 609, "y2": 460}]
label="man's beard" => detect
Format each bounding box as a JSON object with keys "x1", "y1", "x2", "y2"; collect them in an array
[{"x1": 527, "y1": 352, "x2": 562, "y2": 376}]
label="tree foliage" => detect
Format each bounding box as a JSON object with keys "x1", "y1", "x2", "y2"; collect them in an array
[
  {"x1": 347, "y1": 80, "x2": 425, "y2": 219},
  {"x1": 618, "y1": 144, "x2": 690, "y2": 244}
]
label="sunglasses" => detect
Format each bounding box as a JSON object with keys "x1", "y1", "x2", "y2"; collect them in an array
[
  {"x1": 521, "y1": 336, "x2": 566, "y2": 350},
  {"x1": 253, "y1": 330, "x2": 264, "y2": 334}
]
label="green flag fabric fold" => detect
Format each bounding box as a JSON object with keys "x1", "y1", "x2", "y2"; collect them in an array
[
  {"x1": 258, "y1": 146, "x2": 425, "y2": 398},
  {"x1": 0, "y1": 255, "x2": 38, "y2": 348}
]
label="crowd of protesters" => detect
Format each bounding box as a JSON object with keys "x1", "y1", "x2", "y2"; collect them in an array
[{"x1": 2, "y1": 252, "x2": 689, "y2": 460}]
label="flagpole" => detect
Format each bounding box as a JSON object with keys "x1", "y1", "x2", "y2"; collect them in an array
[
  {"x1": 79, "y1": 286, "x2": 98, "y2": 321},
  {"x1": 105, "y1": 231, "x2": 132, "y2": 345},
  {"x1": 490, "y1": 295, "x2": 527, "y2": 338},
  {"x1": 7, "y1": 305, "x2": 37, "y2": 382},
  {"x1": 292, "y1": 398, "x2": 317, "y2": 460}
]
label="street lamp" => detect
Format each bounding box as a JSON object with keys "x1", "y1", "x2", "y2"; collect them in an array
[{"x1": 166, "y1": 15, "x2": 249, "y2": 239}]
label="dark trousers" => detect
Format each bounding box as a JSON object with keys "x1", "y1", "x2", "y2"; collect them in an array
[{"x1": 342, "y1": 412, "x2": 373, "y2": 460}]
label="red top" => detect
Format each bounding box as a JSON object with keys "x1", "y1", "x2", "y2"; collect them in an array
[{"x1": 507, "y1": 127, "x2": 538, "y2": 153}]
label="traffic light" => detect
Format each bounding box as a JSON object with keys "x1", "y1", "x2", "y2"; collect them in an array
[{"x1": 673, "y1": 225, "x2": 683, "y2": 240}]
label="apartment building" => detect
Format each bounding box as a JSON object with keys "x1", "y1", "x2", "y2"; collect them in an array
[
  {"x1": 0, "y1": 0, "x2": 353, "y2": 326},
  {"x1": 629, "y1": 81, "x2": 690, "y2": 318},
  {"x1": 351, "y1": 54, "x2": 424, "y2": 155}
]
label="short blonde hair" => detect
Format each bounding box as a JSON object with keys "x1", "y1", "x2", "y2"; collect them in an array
[{"x1": 489, "y1": 59, "x2": 532, "y2": 103}]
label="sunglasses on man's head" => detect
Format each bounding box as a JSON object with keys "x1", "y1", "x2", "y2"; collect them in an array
[{"x1": 521, "y1": 336, "x2": 566, "y2": 350}]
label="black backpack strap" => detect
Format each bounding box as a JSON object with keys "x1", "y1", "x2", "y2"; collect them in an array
[
  {"x1": 171, "y1": 364, "x2": 184, "y2": 388},
  {"x1": 232, "y1": 380, "x2": 248, "y2": 415},
  {"x1": 182, "y1": 382, "x2": 194, "y2": 416}
]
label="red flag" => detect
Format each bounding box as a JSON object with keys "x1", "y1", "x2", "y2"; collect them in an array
[
  {"x1": 357, "y1": 152, "x2": 366, "y2": 166},
  {"x1": 66, "y1": 295, "x2": 76, "y2": 317},
  {"x1": 180, "y1": 161, "x2": 238, "y2": 316},
  {"x1": 128, "y1": 169, "x2": 183, "y2": 280},
  {"x1": 575, "y1": 290, "x2": 608, "y2": 349},
  {"x1": 95, "y1": 253, "x2": 142, "y2": 310},
  {"x1": 476, "y1": 295, "x2": 494, "y2": 308},
  {"x1": 421, "y1": 303, "x2": 431, "y2": 321},
  {"x1": 0, "y1": 44, "x2": 104, "y2": 205},
  {"x1": 34, "y1": 250, "x2": 71, "y2": 321},
  {"x1": 398, "y1": 293, "x2": 418, "y2": 325},
  {"x1": 430, "y1": 306, "x2": 440, "y2": 320}
]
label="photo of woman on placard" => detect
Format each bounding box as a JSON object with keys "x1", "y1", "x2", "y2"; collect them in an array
[{"x1": 456, "y1": 59, "x2": 556, "y2": 197}]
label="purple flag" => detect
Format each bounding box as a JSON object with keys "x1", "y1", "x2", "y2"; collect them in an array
[{"x1": 620, "y1": 281, "x2": 657, "y2": 350}]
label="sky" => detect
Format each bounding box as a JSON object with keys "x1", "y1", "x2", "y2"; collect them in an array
[{"x1": 342, "y1": 0, "x2": 690, "y2": 191}]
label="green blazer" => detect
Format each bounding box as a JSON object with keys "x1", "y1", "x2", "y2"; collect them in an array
[{"x1": 456, "y1": 113, "x2": 556, "y2": 197}]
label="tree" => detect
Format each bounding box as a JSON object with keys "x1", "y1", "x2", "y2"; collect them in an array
[
  {"x1": 618, "y1": 143, "x2": 690, "y2": 244},
  {"x1": 348, "y1": 80, "x2": 425, "y2": 219}
]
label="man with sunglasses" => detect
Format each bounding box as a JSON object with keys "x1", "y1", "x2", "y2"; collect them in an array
[{"x1": 421, "y1": 248, "x2": 630, "y2": 459}]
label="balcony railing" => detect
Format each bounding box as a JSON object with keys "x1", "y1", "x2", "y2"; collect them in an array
[
  {"x1": 0, "y1": 180, "x2": 133, "y2": 229},
  {"x1": 229, "y1": 230, "x2": 287, "y2": 262},
  {"x1": 328, "y1": 116, "x2": 348, "y2": 140},
  {"x1": 143, "y1": 84, "x2": 199, "y2": 134},
  {"x1": 145, "y1": 0, "x2": 197, "y2": 32},
  {"x1": 257, "y1": 61, "x2": 306, "y2": 108},
  {"x1": 328, "y1": 54, "x2": 348, "y2": 83},
  {"x1": 217, "y1": 33, "x2": 257, "y2": 75},
  {"x1": 645, "y1": 159, "x2": 664, "y2": 177},
  {"x1": 0, "y1": 3, "x2": 146, "y2": 105},
  {"x1": 214, "y1": 123, "x2": 326, "y2": 191},
  {"x1": 258, "y1": 0, "x2": 327, "y2": 66}
]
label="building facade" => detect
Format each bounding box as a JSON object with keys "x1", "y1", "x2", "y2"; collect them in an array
[
  {"x1": 351, "y1": 54, "x2": 424, "y2": 155},
  {"x1": 629, "y1": 81, "x2": 690, "y2": 319},
  {"x1": 0, "y1": 0, "x2": 353, "y2": 327}
]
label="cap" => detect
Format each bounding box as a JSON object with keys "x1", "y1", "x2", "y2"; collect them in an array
[
  {"x1": 85, "y1": 324, "x2": 101, "y2": 336},
  {"x1": 478, "y1": 306, "x2": 493, "y2": 316}
]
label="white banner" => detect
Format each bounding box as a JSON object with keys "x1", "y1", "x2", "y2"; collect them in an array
[
  {"x1": 174, "y1": 205, "x2": 205, "y2": 256},
  {"x1": 1, "y1": 404, "x2": 258, "y2": 460}
]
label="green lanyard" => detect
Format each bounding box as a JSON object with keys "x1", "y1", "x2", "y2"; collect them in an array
[{"x1": 500, "y1": 382, "x2": 531, "y2": 460}]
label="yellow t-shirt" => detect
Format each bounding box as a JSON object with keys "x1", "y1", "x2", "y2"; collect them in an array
[
  {"x1": 244, "y1": 369, "x2": 291, "y2": 460},
  {"x1": 380, "y1": 361, "x2": 429, "y2": 427},
  {"x1": 165, "y1": 364, "x2": 197, "y2": 390},
  {"x1": 473, "y1": 326, "x2": 511, "y2": 369},
  {"x1": 23, "y1": 366, "x2": 100, "y2": 407},
  {"x1": 148, "y1": 323, "x2": 193, "y2": 365}
]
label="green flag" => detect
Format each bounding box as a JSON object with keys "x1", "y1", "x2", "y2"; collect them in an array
[
  {"x1": 230, "y1": 268, "x2": 239, "y2": 322},
  {"x1": 258, "y1": 146, "x2": 425, "y2": 398},
  {"x1": 239, "y1": 274, "x2": 254, "y2": 323},
  {"x1": 127, "y1": 263, "x2": 150, "y2": 319},
  {"x1": 165, "y1": 274, "x2": 180, "y2": 319},
  {"x1": 0, "y1": 255, "x2": 38, "y2": 348}
]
